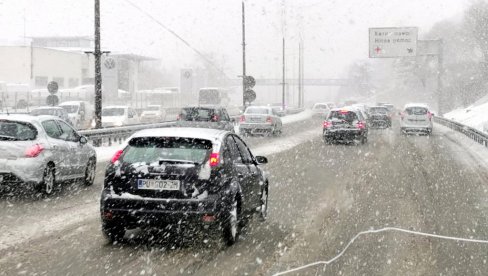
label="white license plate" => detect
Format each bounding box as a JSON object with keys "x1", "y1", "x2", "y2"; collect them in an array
[{"x1": 137, "y1": 179, "x2": 180, "y2": 191}]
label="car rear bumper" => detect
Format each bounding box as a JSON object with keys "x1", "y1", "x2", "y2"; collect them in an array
[
  {"x1": 239, "y1": 123, "x2": 273, "y2": 133},
  {"x1": 0, "y1": 158, "x2": 45, "y2": 188},
  {"x1": 100, "y1": 190, "x2": 226, "y2": 227},
  {"x1": 323, "y1": 129, "x2": 366, "y2": 141}
]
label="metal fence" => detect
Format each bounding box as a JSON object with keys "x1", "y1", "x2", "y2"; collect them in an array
[
  {"x1": 434, "y1": 116, "x2": 488, "y2": 147},
  {"x1": 78, "y1": 121, "x2": 176, "y2": 146}
]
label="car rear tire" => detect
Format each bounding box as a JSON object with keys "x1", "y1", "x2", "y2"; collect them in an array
[
  {"x1": 40, "y1": 165, "x2": 55, "y2": 195},
  {"x1": 102, "y1": 223, "x2": 125, "y2": 243},
  {"x1": 223, "y1": 196, "x2": 241, "y2": 246},
  {"x1": 84, "y1": 158, "x2": 96, "y2": 186}
]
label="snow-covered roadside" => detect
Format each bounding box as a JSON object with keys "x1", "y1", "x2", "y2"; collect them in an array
[
  {"x1": 435, "y1": 123, "x2": 488, "y2": 169},
  {"x1": 443, "y1": 94, "x2": 488, "y2": 133},
  {"x1": 0, "y1": 122, "x2": 320, "y2": 252}
]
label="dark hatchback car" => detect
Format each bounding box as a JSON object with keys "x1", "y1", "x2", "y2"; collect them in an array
[
  {"x1": 368, "y1": 106, "x2": 392, "y2": 128},
  {"x1": 322, "y1": 108, "x2": 368, "y2": 144},
  {"x1": 100, "y1": 127, "x2": 269, "y2": 245},
  {"x1": 176, "y1": 106, "x2": 235, "y2": 132}
]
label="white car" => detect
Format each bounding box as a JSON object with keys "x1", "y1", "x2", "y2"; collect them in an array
[
  {"x1": 101, "y1": 106, "x2": 140, "y2": 128},
  {"x1": 312, "y1": 102, "x2": 335, "y2": 118},
  {"x1": 59, "y1": 101, "x2": 94, "y2": 130},
  {"x1": 400, "y1": 103, "x2": 433, "y2": 134},
  {"x1": 0, "y1": 114, "x2": 97, "y2": 194},
  {"x1": 140, "y1": 105, "x2": 166, "y2": 123}
]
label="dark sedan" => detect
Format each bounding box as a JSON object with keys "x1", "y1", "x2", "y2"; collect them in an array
[{"x1": 100, "y1": 127, "x2": 269, "y2": 245}]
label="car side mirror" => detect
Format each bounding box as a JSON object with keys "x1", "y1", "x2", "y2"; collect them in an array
[
  {"x1": 255, "y1": 156, "x2": 268, "y2": 164},
  {"x1": 79, "y1": 136, "x2": 88, "y2": 144}
]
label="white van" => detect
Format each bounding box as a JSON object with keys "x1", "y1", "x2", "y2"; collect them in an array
[
  {"x1": 101, "y1": 106, "x2": 140, "y2": 128},
  {"x1": 59, "y1": 101, "x2": 94, "y2": 130}
]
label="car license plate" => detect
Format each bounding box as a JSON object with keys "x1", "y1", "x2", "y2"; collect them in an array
[{"x1": 137, "y1": 179, "x2": 180, "y2": 191}]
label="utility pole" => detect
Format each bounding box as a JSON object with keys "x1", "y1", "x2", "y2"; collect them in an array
[
  {"x1": 437, "y1": 39, "x2": 443, "y2": 115},
  {"x1": 282, "y1": 37, "x2": 286, "y2": 111},
  {"x1": 94, "y1": 0, "x2": 102, "y2": 129},
  {"x1": 242, "y1": 0, "x2": 246, "y2": 108}
]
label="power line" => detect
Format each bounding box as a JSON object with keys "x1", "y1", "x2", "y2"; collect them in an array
[{"x1": 123, "y1": 0, "x2": 229, "y2": 80}]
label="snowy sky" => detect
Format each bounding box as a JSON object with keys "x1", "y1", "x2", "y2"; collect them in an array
[{"x1": 0, "y1": 0, "x2": 468, "y2": 79}]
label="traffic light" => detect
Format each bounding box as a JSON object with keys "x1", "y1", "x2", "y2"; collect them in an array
[{"x1": 243, "y1": 75, "x2": 256, "y2": 104}]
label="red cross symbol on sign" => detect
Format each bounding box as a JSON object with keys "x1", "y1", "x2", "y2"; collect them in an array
[{"x1": 374, "y1": 46, "x2": 381, "y2": 54}]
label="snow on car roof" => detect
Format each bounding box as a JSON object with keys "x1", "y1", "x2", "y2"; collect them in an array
[
  {"x1": 0, "y1": 114, "x2": 59, "y2": 123},
  {"x1": 32, "y1": 106, "x2": 64, "y2": 110},
  {"x1": 131, "y1": 127, "x2": 229, "y2": 142},
  {"x1": 59, "y1": 101, "x2": 88, "y2": 106},
  {"x1": 404, "y1": 103, "x2": 429, "y2": 109},
  {"x1": 103, "y1": 105, "x2": 129, "y2": 109}
]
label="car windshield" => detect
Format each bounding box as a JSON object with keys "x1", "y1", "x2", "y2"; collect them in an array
[
  {"x1": 102, "y1": 108, "x2": 125, "y2": 116},
  {"x1": 245, "y1": 107, "x2": 269, "y2": 115},
  {"x1": 122, "y1": 137, "x2": 212, "y2": 164},
  {"x1": 60, "y1": 105, "x2": 78, "y2": 114},
  {"x1": 146, "y1": 106, "x2": 160, "y2": 111},
  {"x1": 0, "y1": 120, "x2": 37, "y2": 140},
  {"x1": 180, "y1": 108, "x2": 216, "y2": 121},
  {"x1": 405, "y1": 106, "x2": 428, "y2": 115},
  {"x1": 369, "y1": 107, "x2": 388, "y2": 114}
]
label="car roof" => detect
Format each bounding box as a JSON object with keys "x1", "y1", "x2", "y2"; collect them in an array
[
  {"x1": 59, "y1": 101, "x2": 87, "y2": 106},
  {"x1": 103, "y1": 105, "x2": 129, "y2": 109},
  {"x1": 247, "y1": 106, "x2": 271, "y2": 109},
  {"x1": 330, "y1": 106, "x2": 360, "y2": 113},
  {"x1": 404, "y1": 103, "x2": 429, "y2": 109},
  {"x1": 183, "y1": 105, "x2": 221, "y2": 109},
  {"x1": 131, "y1": 127, "x2": 229, "y2": 142},
  {"x1": 369, "y1": 106, "x2": 388, "y2": 109},
  {"x1": 0, "y1": 114, "x2": 59, "y2": 123},
  {"x1": 32, "y1": 106, "x2": 64, "y2": 110}
]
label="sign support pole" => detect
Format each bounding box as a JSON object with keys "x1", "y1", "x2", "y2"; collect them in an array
[
  {"x1": 94, "y1": 0, "x2": 102, "y2": 130},
  {"x1": 242, "y1": 1, "x2": 247, "y2": 109}
]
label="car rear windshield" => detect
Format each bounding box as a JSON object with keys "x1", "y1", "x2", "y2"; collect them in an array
[
  {"x1": 0, "y1": 120, "x2": 37, "y2": 141},
  {"x1": 369, "y1": 107, "x2": 388, "y2": 114},
  {"x1": 61, "y1": 105, "x2": 78, "y2": 114},
  {"x1": 180, "y1": 108, "x2": 216, "y2": 121},
  {"x1": 102, "y1": 108, "x2": 125, "y2": 116},
  {"x1": 121, "y1": 137, "x2": 213, "y2": 165},
  {"x1": 328, "y1": 110, "x2": 359, "y2": 122},
  {"x1": 314, "y1": 104, "x2": 328, "y2": 110},
  {"x1": 405, "y1": 107, "x2": 428, "y2": 115},
  {"x1": 246, "y1": 107, "x2": 269, "y2": 115},
  {"x1": 146, "y1": 106, "x2": 160, "y2": 111},
  {"x1": 31, "y1": 109, "x2": 62, "y2": 116}
]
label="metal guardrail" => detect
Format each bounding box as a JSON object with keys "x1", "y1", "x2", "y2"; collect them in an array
[
  {"x1": 434, "y1": 116, "x2": 488, "y2": 147},
  {"x1": 78, "y1": 121, "x2": 176, "y2": 146}
]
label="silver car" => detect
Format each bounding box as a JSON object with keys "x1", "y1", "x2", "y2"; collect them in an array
[
  {"x1": 239, "y1": 106, "x2": 283, "y2": 136},
  {"x1": 0, "y1": 114, "x2": 97, "y2": 195}
]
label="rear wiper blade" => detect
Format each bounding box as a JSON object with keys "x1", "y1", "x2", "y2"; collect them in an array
[
  {"x1": 0, "y1": 135, "x2": 19, "y2": 141},
  {"x1": 158, "y1": 159, "x2": 199, "y2": 165}
]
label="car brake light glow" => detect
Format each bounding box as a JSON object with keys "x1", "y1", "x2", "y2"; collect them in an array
[
  {"x1": 176, "y1": 114, "x2": 181, "y2": 120},
  {"x1": 427, "y1": 111, "x2": 433, "y2": 121},
  {"x1": 340, "y1": 110, "x2": 348, "y2": 114},
  {"x1": 240, "y1": 115, "x2": 245, "y2": 122},
  {"x1": 25, "y1": 144, "x2": 44, "y2": 158},
  {"x1": 212, "y1": 115, "x2": 220, "y2": 122},
  {"x1": 111, "y1": 149, "x2": 123, "y2": 164},
  {"x1": 266, "y1": 116, "x2": 272, "y2": 123},
  {"x1": 356, "y1": 121, "x2": 366, "y2": 129},
  {"x1": 323, "y1": 121, "x2": 332, "y2": 128},
  {"x1": 209, "y1": 152, "x2": 219, "y2": 167}
]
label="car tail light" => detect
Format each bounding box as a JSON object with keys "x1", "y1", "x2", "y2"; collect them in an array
[
  {"x1": 176, "y1": 114, "x2": 181, "y2": 120},
  {"x1": 25, "y1": 144, "x2": 44, "y2": 158},
  {"x1": 111, "y1": 149, "x2": 123, "y2": 164},
  {"x1": 427, "y1": 111, "x2": 433, "y2": 121},
  {"x1": 209, "y1": 152, "x2": 219, "y2": 167},
  {"x1": 400, "y1": 112, "x2": 404, "y2": 120},
  {"x1": 356, "y1": 121, "x2": 366, "y2": 129},
  {"x1": 323, "y1": 121, "x2": 332, "y2": 129},
  {"x1": 240, "y1": 115, "x2": 245, "y2": 123},
  {"x1": 266, "y1": 116, "x2": 272, "y2": 123},
  {"x1": 211, "y1": 115, "x2": 220, "y2": 122}
]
